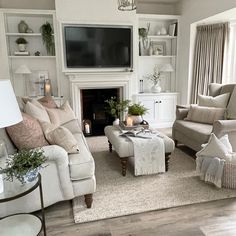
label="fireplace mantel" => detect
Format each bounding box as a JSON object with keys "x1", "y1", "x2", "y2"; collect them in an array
[{"x1": 68, "y1": 73, "x2": 132, "y2": 124}]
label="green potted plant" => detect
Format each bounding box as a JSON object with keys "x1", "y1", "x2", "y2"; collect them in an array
[
  {"x1": 128, "y1": 103, "x2": 148, "y2": 124},
  {"x1": 15, "y1": 37, "x2": 28, "y2": 52},
  {"x1": 41, "y1": 22, "x2": 55, "y2": 56},
  {"x1": 105, "y1": 96, "x2": 130, "y2": 125},
  {"x1": 0, "y1": 149, "x2": 47, "y2": 184}
]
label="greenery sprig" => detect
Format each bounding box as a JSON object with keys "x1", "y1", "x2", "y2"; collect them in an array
[
  {"x1": 0, "y1": 149, "x2": 47, "y2": 184},
  {"x1": 128, "y1": 103, "x2": 148, "y2": 116},
  {"x1": 41, "y1": 22, "x2": 55, "y2": 56}
]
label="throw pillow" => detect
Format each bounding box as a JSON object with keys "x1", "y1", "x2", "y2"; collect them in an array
[
  {"x1": 6, "y1": 113, "x2": 49, "y2": 150},
  {"x1": 38, "y1": 96, "x2": 58, "y2": 109},
  {"x1": 41, "y1": 122, "x2": 79, "y2": 154},
  {"x1": 208, "y1": 83, "x2": 222, "y2": 97},
  {"x1": 198, "y1": 93, "x2": 230, "y2": 108},
  {"x1": 226, "y1": 86, "x2": 236, "y2": 119},
  {"x1": 201, "y1": 134, "x2": 233, "y2": 153},
  {"x1": 46, "y1": 100, "x2": 76, "y2": 126},
  {"x1": 197, "y1": 133, "x2": 232, "y2": 161},
  {"x1": 25, "y1": 101, "x2": 51, "y2": 123},
  {"x1": 185, "y1": 105, "x2": 225, "y2": 124}
]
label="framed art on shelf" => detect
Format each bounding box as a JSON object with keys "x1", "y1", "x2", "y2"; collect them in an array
[{"x1": 152, "y1": 41, "x2": 166, "y2": 56}]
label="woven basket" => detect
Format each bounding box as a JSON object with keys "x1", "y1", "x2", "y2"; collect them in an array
[{"x1": 222, "y1": 162, "x2": 236, "y2": 189}]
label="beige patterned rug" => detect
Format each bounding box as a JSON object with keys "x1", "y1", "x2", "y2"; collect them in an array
[{"x1": 73, "y1": 136, "x2": 236, "y2": 223}]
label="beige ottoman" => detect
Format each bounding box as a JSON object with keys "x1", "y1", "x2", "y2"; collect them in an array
[{"x1": 104, "y1": 126, "x2": 175, "y2": 176}]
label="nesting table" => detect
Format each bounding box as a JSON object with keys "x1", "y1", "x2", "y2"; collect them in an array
[{"x1": 0, "y1": 174, "x2": 46, "y2": 236}]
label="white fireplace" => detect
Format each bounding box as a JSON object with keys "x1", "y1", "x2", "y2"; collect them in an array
[{"x1": 68, "y1": 73, "x2": 132, "y2": 124}]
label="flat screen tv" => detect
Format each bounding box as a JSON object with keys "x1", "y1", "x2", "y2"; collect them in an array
[{"x1": 63, "y1": 25, "x2": 132, "y2": 69}]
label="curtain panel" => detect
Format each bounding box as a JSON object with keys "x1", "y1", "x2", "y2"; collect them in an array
[{"x1": 191, "y1": 23, "x2": 229, "y2": 103}]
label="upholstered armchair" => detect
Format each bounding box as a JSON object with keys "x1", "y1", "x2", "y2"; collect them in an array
[{"x1": 172, "y1": 83, "x2": 236, "y2": 151}]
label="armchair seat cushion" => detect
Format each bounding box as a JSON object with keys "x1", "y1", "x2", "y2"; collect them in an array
[
  {"x1": 173, "y1": 120, "x2": 213, "y2": 143},
  {"x1": 69, "y1": 133, "x2": 95, "y2": 181}
]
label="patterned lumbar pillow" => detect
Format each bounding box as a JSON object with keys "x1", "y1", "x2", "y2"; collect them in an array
[
  {"x1": 6, "y1": 113, "x2": 49, "y2": 150},
  {"x1": 46, "y1": 100, "x2": 76, "y2": 126},
  {"x1": 40, "y1": 122, "x2": 79, "y2": 154},
  {"x1": 198, "y1": 93, "x2": 230, "y2": 108}
]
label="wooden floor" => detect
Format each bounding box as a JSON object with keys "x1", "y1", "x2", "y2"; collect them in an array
[{"x1": 44, "y1": 197, "x2": 236, "y2": 236}]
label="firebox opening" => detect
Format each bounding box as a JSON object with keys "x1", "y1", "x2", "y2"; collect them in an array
[{"x1": 81, "y1": 88, "x2": 121, "y2": 136}]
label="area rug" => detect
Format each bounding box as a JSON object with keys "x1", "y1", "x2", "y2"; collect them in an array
[{"x1": 73, "y1": 136, "x2": 236, "y2": 223}]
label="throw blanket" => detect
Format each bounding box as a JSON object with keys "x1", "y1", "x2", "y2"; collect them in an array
[
  {"x1": 196, "y1": 155, "x2": 225, "y2": 188},
  {"x1": 127, "y1": 133, "x2": 165, "y2": 176}
]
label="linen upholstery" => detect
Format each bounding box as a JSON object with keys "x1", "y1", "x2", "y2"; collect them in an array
[
  {"x1": 173, "y1": 83, "x2": 236, "y2": 151},
  {"x1": 226, "y1": 87, "x2": 236, "y2": 119},
  {"x1": 6, "y1": 113, "x2": 48, "y2": 150},
  {"x1": 209, "y1": 83, "x2": 223, "y2": 97}
]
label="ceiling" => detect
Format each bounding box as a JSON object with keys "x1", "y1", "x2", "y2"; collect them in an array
[{"x1": 138, "y1": 0, "x2": 181, "y2": 3}]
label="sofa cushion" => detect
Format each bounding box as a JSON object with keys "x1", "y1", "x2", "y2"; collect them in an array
[
  {"x1": 46, "y1": 101, "x2": 76, "y2": 126},
  {"x1": 38, "y1": 96, "x2": 58, "y2": 109},
  {"x1": 185, "y1": 105, "x2": 225, "y2": 124},
  {"x1": 61, "y1": 119, "x2": 82, "y2": 134},
  {"x1": 220, "y1": 84, "x2": 236, "y2": 96},
  {"x1": 69, "y1": 133, "x2": 95, "y2": 181},
  {"x1": 198, "y1": 93, "x2": 230, "y2": 108},
  {"x1": 173, "y1": 120, "x2": 213, "y2": 143},
  {"x1": 6, "y1": 113, "x2": 49, "y2": 150},
  {"x1": 41, "y1": 122, "x2": 79, "y2": 154},
  {"x1": 208, "y1": 83, "x2": 222, "y2": 97},
  {"x1": 25, "y1": 100, "x2": 51, "y2": 123}
]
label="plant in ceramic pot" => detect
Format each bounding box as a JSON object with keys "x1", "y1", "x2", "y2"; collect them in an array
[
  {"x1": 41, "y1": 22, "x2": 55, "y2": 56},
  {"x1": 146, "y1": 65, "x2": 162, "y2": 93},
  {"x1": 15, "y1": 37, "x2": 28, "y2": 52},
  {"x1": 105, "y1": 97, "x2": 130, "y2": 125},
  {"x1": 128, "y1": 103, "x2": 148, "y2": 124},
  {"x1": 0, "y1": 149, "x2": 47, "y2": 184}
]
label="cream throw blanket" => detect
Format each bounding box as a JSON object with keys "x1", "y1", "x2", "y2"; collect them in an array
[{"x1": 127, "y1": 133, "x2": 165, "y2": 176}]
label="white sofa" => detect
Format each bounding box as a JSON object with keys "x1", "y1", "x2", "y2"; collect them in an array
[{"x1": 0, "y1": 119, "x2": 96, "y2": 218}]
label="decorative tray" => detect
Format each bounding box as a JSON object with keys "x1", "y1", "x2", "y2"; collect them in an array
[{"x1": 119, "y1": 121, "x2": 149, "y2": 130}]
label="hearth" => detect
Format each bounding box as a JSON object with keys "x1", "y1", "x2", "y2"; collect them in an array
[{"x1": 81, "y1": 88, "x2": 120, "y2": 136}]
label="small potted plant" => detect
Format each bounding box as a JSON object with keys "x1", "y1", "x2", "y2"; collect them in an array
[
  {"x1": 146, "y1": 65, "x2": 162, "y2": 93},
  {"x1": 15, "y1": 37, "x2": 28, "y2": 52},
  {"x1": 41, "y1": 22, "x2": 55, "y2": 56},
  {"x1": 0, "y1": 149, "x2": 47, "y2": 184},
  {"x1": 128, "y1": 103, "x2": 148, "y2": 124},
  {"x1": 105, "y1": 97, "x2": 130, "y2": 125}
]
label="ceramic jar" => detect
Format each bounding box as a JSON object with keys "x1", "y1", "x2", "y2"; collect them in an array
[{"x1": 18, "y1": 20, "x2": 28, "y2": 33}]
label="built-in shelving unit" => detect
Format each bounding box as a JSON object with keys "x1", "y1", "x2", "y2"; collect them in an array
[{"x1": 3, "y1": 9, "x2": 60, "y2": 97}]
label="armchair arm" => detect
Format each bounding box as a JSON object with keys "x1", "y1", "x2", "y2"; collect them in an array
[
  {"x1": 212, "y1": 120, "x2": 236, "y2": 138},
  {"x1": 176, "y1": 105, "x2": 190, "y2": 120}
]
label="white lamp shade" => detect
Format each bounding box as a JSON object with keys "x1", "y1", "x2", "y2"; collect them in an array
[
  {"x1": 15, "y1": 65, "x2": 31, "y2": 74},
  {"x1": 160, "y1": 64, "x2": 174, "y2": 72},
  {"x1": 0, "y1": 80, "x2": 22, "y2": 128}
]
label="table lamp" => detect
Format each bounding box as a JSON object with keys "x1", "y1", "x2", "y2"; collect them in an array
[
  {"x1": 15, "y1": 64, "x2": 32, "y2": 96},
  {"x1": 0, "y1": 80, "x2": 23, "y2": 194}
]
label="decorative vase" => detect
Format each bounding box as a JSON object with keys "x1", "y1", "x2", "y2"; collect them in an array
[
  {"x1": 130, "y1": 115, "x2": 143, "y2": 125},
  {"x1": 18, "y1": 20, "x2": 28, "y2": 33},
  {"x1": 160, "y1": 26, "x2": 167, "y2": 35},
  {"x1": 18, "y1": 44, "x2": 26, "y2": 52},
  {"x1": 113, "y1": 118, "x2": 120, "y2": 126},
  {"x1": 151, "y1": 82, "x2": 162, "y2": 93},
  {"x1": 24, "y1": 168, "x2": 39, "y2": 183},
  {"x1": 148, "y1": 42, "x2": 153, "y2": 56}
]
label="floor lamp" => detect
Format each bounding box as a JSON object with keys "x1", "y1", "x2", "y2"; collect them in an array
[
  {"x1": 15, "y1": 64, "x2": 32, "y2": 96},
  {"x1": 0, "y1": 80, "x2": 23, "y2": 193}
]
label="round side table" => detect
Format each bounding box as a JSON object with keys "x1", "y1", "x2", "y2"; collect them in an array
[{"x1": 0, "y1": 174, "x2": 46, "y2": 236}]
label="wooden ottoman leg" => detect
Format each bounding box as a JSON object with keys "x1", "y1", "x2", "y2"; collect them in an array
[
  {"x1": 174, "y1": 140, "x2": 178, "y2": 147},
  {"x1": 165, "y1": 153, "x2": 171, "y2": 172},
  {"x1": 120, "y1": 157, "x2": 128, "y2": 176},
  {"x1": 84, "y1": 194, "x2": 93, "y2": 208},
  {"x1": 108, "y1": 140, "x2": 112, "y2": 153}
]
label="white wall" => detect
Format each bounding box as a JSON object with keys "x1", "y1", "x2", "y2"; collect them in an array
[
  {"x1": 177, "y1": 0, "x2": 236, "y2": 104},
  {"x1": 0, "y1": 0, "x2": 55, "y2": 9}
]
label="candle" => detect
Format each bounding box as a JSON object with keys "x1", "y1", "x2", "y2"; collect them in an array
[
  {"x1": 126, "y1": 117, "x2": 133, "y2": 127},
  {"x1": 85, "y1": 123, "x2": 90, "y2": 134},
  {"x1": 44, "y1": 79, "x2": 51, "y2": 96}
]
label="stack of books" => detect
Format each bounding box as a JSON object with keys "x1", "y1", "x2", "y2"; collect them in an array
[{"x1": 14, "y1": 51, "x2": 30, "y2": 56}]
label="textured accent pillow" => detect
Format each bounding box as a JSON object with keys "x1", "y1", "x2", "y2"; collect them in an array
[
  {"x1": 41, "y1": 122, "x2": 79, "y2": 154},
  {"x1": 6, "y1": 113, "x2": 49, "y2": 150},
  {"x1": 38, "y1": 96, "x2": 58, "y2": 109},
  {"x1": 25, "y1": 101, "x2": 51, "y2": 123},
  {"x1": 227, "y1": 86, "x2": 236, "y2": 119},
  {"x1": 197, "y1": 133, "x2": 232, "y2": 161},
  {"x1": 46, "y1": 101, "x2": 76, "y2": 126},
  {"x1": 198, "y1": 93, "x2": 230, "y2": 108},
  {"x1": 208, "y1": 83, "x2": 222, "y2": 97},
  {"x1": 185, "y1": 105, "x2": 225, "y2": 124}
]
